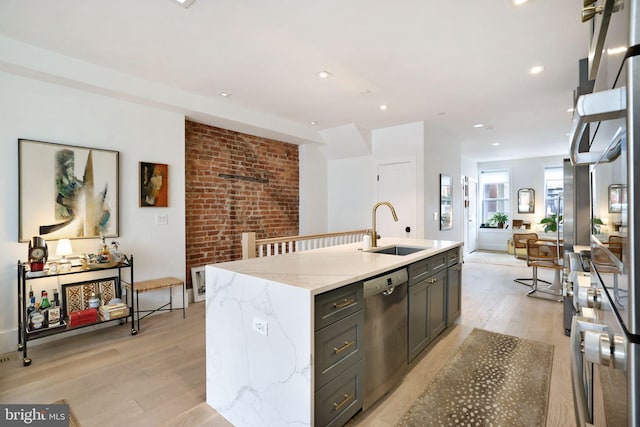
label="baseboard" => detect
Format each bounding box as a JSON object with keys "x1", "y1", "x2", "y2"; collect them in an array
[{"x1": 0, "y1": 329, "x2": 18, "y2": 355}]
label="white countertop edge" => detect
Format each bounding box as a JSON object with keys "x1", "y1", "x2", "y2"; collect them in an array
[{"x1": 207, "y1": 237, "x2": 462, "y2": 295}]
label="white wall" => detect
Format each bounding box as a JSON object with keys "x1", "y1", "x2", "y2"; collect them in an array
[
  {"x1": 423, "y1": 125, "x2": 463, "y2": 242},
  {"x1": 476, "y1": 155, "x2": 564, "y2": 251},
  {"x1": 372, "y1": 122, "x2": 425, "y2": 238},
  {"x1": 326, "y1": 121, "x2": 464, "y2": 243},
  {"x1": 327, "y1": 155, "x2": 377, "y2": 231},
  {"x1": 478, "y1": 156, "x2": 565, "y2": 225},
  {"x1": 298, "y1": 143, "x2": 328, "y2": 234},
  {"x1": 0, "y1": 71, "x2": 186, "y2": 353}
]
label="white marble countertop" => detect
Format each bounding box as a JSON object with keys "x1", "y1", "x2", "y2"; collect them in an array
[{"x1": 211, "y1": 237, "x2": 462, "y2": 295}]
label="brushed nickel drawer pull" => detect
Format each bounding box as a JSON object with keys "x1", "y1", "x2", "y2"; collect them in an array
[
  {"x1": 334, "y1": 340, "x2": 355, "y2": 354},
  {"x1": 333, "y1": 393, "x2": 354, "y2": 411},
  {"x1": 428, "y1": 278, "x2": 438, "y2": 283},
  {"x1": 333, "y1": 298, "x2": 356, "y2": 309}
]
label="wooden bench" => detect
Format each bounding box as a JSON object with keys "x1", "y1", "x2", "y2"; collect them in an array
[
  {"x1": 241, "y1": 229, "x2": 368, "y2": 259},
  {"x1": 129, "y1": 277, "x2": 185, "y2": 331}
]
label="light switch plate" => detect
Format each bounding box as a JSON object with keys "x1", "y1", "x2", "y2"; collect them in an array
[{"x1": 156, "y1": 214, "x2": 168, "y2": 225}]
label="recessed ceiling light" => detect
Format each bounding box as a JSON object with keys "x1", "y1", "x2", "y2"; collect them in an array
[
  {"x1": 492, "y1": 142, "x2": 501, "y2": 146},
  {"x1": 219, "y1": 92, "x2": 231, "y2": 97},
  {"x1": 513, "y1": 0, "x2": 528, "y2": 5},
  {"x1": 567, "y1": 107, "x2": 574, "y2": 113},
  {"x1": 173, "y1": 0, "x2": 196, "y2": 8},
  {"x1": 379, "y1": 104, "x2": 388, "y2": 110},
  {"x1": 607, "y1": 46, "x2": 627, "y2": 55},
  {"x1": 473, "y1": 123, "x2": 484, "y2": 128},
  {"x1": 316, "y1": 70, "x2": 332, "y2": 79},
  {"x1": 529, "y1": 65, "x2": 545, "y2": 74},
  {"x1": 309, "y1": 121, "x2": 318, "y2": 125}
]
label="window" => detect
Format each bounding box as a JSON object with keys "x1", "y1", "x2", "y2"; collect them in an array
[
  {"x1": 544, "y1": 166, "x2": 563, "y2": 216},
  {"x1": 480, "y1": 169, "x2": 509, "y2": 225}
]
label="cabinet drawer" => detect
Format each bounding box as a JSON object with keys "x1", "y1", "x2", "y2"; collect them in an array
[
  {"x1": 315, "y1": 360, "x2": 363, "y2": 427},
  {"x1": 408, "y1": 258, "x2": 430, "y2": 283},
  {"x1": 430, "y1": 252, "x2": 448, "y2": 273},
  {"x1": 447, "y1": 247, "x2": 460, "y2": 266},
  {"x1": 315, "y1": 310, "x2": 364, "y2": 390},
  {"x1": 409, "y1": 252, "x2": 447, "y2": 283},
  {"x1": 315, "y1": 282, "x2": 363, "y2": 330}
]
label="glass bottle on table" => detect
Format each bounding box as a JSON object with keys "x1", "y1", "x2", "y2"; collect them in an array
[
  {"x1": 40, "y1": 291, "x2": 51, "y2": 328},
  {"x1": 40, "y1": 291, "x2": 51, "y2": 310},
  {"x1": 27, "y1": 296, "x2": 36, "y2": 317},
  {"x1": 98, "y1": 236, "x2": 111, "y2": 263},
  {"x1": 53, "y1": 289, "x2": 60, "y2": 308}
]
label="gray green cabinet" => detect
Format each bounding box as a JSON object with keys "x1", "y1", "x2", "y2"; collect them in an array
[
  {"x1": 314, "y1": 282, "x2": 364, "y2": 427},
  {"x1": 408, "y1": 254, "x2": 447, "y2": 362},
  {"x1": 446, "y1": 248, "x2": 462, "y2": 326}
]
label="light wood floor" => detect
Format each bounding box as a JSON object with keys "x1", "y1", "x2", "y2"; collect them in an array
[{"x1": 0, "y1": 252, "x2": 574, "y2": 427}]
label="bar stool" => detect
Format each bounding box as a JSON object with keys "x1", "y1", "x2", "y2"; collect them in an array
[
  {"x1": 512, "y1": 233, "x2": 550, "y2": 288},
  {"x1": 525, "y1": 239, "x2": 563, "y2": 302}
]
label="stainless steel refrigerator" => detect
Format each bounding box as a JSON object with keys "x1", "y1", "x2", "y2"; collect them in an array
[{"x1": 568, "y1": 0, "x2": 638, "y2": 425}]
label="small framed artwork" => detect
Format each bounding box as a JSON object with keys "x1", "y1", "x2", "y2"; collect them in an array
[
  {"x1": 139, "y1": 162, "x2": 168, "y2": 207},
  {"x1": 18, "y1": 138, "x2": 119, "y2": 241},
  {"x1": 191, "y1": 266, "x2": 206, "y2": 302}
]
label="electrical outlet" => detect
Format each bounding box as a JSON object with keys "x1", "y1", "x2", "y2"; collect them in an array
[
  {"x1": 252, "y1": 317, "x2": 268, "y2": 336},
  {"x1": 433, "y1": 212, "x2": 438, "y2": 221},
  {"x1": 156, "y1": 214, "x2": 168, "y2": 225}
]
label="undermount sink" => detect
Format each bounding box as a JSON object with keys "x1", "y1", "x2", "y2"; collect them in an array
[{"x1": 369, "y1": 245, "x2": 430, "y2": 256}]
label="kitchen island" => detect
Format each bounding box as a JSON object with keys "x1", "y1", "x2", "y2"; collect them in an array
[{"x1": 205, "y1": 237, "x2": 462, "y2": 427}]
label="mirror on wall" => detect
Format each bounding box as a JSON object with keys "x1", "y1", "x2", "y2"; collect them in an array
[
  {"x1": 608, "y1": 184, "x2": 627, "y2": 213},
  {"x1": 517, "y1": 188, "x2": 535, "y2": 213},
  {"x1": 440, "y1": 174, "x2": 452, "y2": 230}
]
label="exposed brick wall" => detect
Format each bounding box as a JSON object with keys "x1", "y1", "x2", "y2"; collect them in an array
[{"x1": 185, "y1": 121, "x2": 299, "y2": 287}]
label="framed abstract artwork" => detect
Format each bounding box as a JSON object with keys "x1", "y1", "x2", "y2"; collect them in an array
[
  {"x1": 139, "y1": 162, "x2": 168, "y2": 207},
  {"x1": 18, "y1": 139, "x2": 119, "y2": 242}
]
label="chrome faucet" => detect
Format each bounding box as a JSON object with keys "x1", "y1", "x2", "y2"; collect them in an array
[{"x1": 371, "y1": 201, "x2": 398, "y2": 248}]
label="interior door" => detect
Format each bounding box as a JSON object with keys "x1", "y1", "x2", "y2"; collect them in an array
[
  {"x1": 376, "y1": 161, "x2": 416, "y2": 239},
  {"x1": 464, "y1": 177, "x2": 478, "y2": 253}
]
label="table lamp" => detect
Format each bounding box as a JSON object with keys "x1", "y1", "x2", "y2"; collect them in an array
[{"x1": 56, "y1": 238, "x2": 73, "y2": 272}]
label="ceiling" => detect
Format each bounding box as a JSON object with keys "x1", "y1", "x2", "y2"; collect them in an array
[{"x1": 0, "y1": 0, "x2": 590, "y2": 162}]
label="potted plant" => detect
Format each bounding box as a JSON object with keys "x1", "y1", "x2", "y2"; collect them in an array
[
  {"x1": 592, "y1": 218, "x2": 604, "y2": 234},
  {"x1": 540, "y1": 213, "x2": 563, "y2": 233},
  {"x1": 489, "y1": 212, "x2": 509, "y2": 228}
]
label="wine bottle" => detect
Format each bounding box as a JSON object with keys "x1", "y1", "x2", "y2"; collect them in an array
[
  {"x1": 40, "y1": 291, "x2": 51, "y2": 328},
  {"x1": 28, "y1": 285, "x2": 34, "y2": 299},
  {"x1": 53, "y1": 289, "x2": 60, "y2": 308}
]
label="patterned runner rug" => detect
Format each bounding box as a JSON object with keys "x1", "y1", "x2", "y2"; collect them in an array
[
  {"x1": 397, "y1": 328, "x2": 554, "y2": 427},
  {"x1": 53, "y1": 399, "x2": 80, "y2": 427}
]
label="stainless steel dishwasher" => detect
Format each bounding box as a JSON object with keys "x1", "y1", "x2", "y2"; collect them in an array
[{"x1": 362, "y1": 267, "x2": 408, "y2": 411}]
